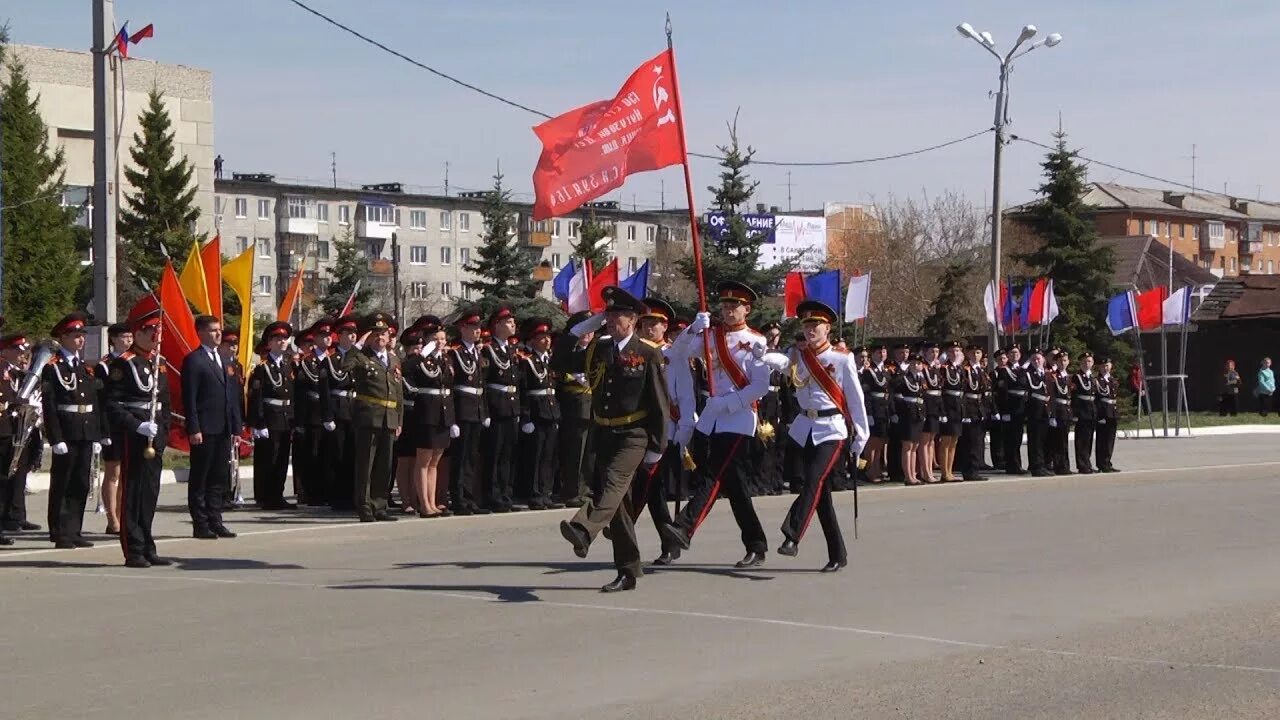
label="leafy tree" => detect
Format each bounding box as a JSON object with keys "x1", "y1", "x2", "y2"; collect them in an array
[
  {"x1": 921, "y1": 258, "x2": 979, "y2": 340},
  {"x1": 117, "y1": 89, "x2": 202, "y2": 298},
  {"x1": 677, "y1": 116, "x2": 791, "y2": 324},
  {"x1": 465, "y1": 171, "x2": 537, "y2": 301},
  {"x1": 571, "y1": 208, "x2": 612, "y2": 275},
  {"x1": 0, "y1": 46, "x2": 84, "y2": 335},
  {"x1": 320, "y1": 227, "x2": 372, "y2": 316},
  {"x1": 1017, "y1": 130, "x2": 1122, "y2": 360}
]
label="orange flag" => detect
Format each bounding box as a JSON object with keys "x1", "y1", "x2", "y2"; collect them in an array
[
  {"x1": 160, "y1": 260, "x2": 199, "y2": 357},
  {"x1": 200, "y1": 235, "x2": 224, "y2": 322},
  {"x1": 277, "y1": 265, "x2": 305, "y2": 323}
]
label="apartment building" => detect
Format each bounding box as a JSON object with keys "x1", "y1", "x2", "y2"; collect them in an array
[{"x1": 214, "y1": 176, "x2": 689, "y2": 321}]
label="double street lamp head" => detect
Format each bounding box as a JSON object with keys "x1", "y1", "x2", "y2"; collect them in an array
[{"x1": 956, "y1": 21, "x2": 1063, "y2": 57}]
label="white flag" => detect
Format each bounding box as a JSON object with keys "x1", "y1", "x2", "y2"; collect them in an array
[
  {"x1": 1042, "y1": 279, "x2": 1059, "y2": 324},
  {"x1": 843, "y1": 274, "x2": 871, "y2": 321},
  {"x1": 983, "y1": 279, "x2": 1001, "y2": 331},
  {"x1": 1161, "y1": 286, "x2": 1191, "y2": 325},
  {"x1": 566, "y1": 260, "x2": 591, "y2": 314}
]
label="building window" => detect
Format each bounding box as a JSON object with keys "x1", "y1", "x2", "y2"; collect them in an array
[
  {"x1": 627, "y1": 257, "x2": 638, "y2": 274},
  {"x1": 316, "y1": 240, "x2": 330, "y2": 260},
  {"x1": 626, "y1": 225, "x2": 636, "y2": 241},
  {"x1": 364, "y1": 205, "x2": 396, "y2": 224},
  {"x1": 569, "y1": 221, "x2": 580, "y2": 239},
  {"x1": 1157, "y1": 221, "x2": 1166, "y2": 237},
  {"x1": 1207, "y1": 221, "x2": 1225, "y2": 245},
  {"x1": 257, "y1": 199, "x2": 271, "y2": 219},
  {"x1": 463, "y1": 284, "x2": 474, "y2": 300},
  {"x1": 646, "y1": 226, "x2": 656, "y2": 243},
  {"x1": 1269, "y1": 260, "x2": 1275, "y2": 274},
  {"x1": 236, "y1": 236, "x2": 249, "y2": 254},
  {"x1": 317, "y1": 203, "x2": 329, "y2": 223},
  {"x1": 409, "y1": 245, "x2": 428, "y2": 264},
  {"x1": 459, "y1": 247, "x2": 470, "y2": 266},
  {"x1": 440, "y1": 211, "x2": 452, "y2": 231},
  {"x1": 338, "y1": 205, "x2": 350, "y2": 225},
  {"x1": 409, "y1": 210, "x2": 427, "y2": 229},
  {"x1": 553, "y1": 220, "x2": 561, "y2": 237},
  {"x1": 459, "y1": 212, "x2": 470, "y2": 232},
  {"x1": 1229, "y1": 257, "x2": 1237, "y2": 272},
  {"x1": 551, "y1": 252, "x2": 561, "y2": 268},
  {"x1": 1173, "y1": 222, "x2": 1182, "y2": 238},
  {"x1": 1193, "y1": 224, "x2": 1200, "y2": 240},
  {"x1": 287, "y1": 197, "x2": 309, "y2": 219},
  {"x1": 440, "y1": 282, "x2": 452, "y2": 296},
  {"x1": 410, "y1": 282, "x2": 430, "y2": 299},
  {"x1": 234, "y1": 198, "x2": 247, "y2": 218},
  {"x1": 440, "y1": 246, "x2": 452, "y2": 265},
  {"x1": 257, "y1": 238, "x2": 271, "y2": 257},
  {"x1": 257, "y1": 275, "x2": 273, "y2": 295}
]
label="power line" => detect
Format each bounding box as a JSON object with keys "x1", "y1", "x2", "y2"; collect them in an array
[
  {"x1": 285, "y1": 0, "x2": 991, "y2": 169},
  {"x1": 1010, "y1": 135, "x2": 1209, "y2": 194}
]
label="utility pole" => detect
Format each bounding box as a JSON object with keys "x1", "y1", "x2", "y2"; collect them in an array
[
  {"x1": 1190, "y1": 144, "x2": 1197, "y2": 193},
  {"x1": 330, "y1": 151, "x2": 337, "y2": 188},
  {"x1": 444, "y1": 161, "x2": 450, "y2": 196},
  {"x1": 92, "y1": 0, "x2": 119, "y2": 338},
  {"x1": 660, "y1": 179, "x2": 665, "y2": 210},
  {"x1": 786, "y1": 171, "x2": 793, "y2": 212},
  {"x1": 390, "y1": 231, "x2": 401, "y2": 327}
]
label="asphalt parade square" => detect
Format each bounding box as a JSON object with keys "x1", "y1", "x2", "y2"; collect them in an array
[{"x1": 3, "y1": 434, "x2": 1280, "y2": 719}]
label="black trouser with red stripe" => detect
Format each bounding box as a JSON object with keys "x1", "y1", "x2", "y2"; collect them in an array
[
  {"x1": 672, "y1": 431, "x2": 767, "y2": 554},
  {"x1": 780, "y1": 436, "x2": 847, "y2": 564},
  {"x1": 119, "y1": 432, "x2": 162, "y2": 561},
  {"x1": 630, "y1": 442, "x2": 679, "y2": 554}
]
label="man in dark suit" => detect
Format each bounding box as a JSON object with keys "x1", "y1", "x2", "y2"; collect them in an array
[
  {"x1": 343, "y1": 311, "x2": 404, "y2": 522},
  {"x1": 181, "y1": 315, "x2": 243, "y2": 539}
]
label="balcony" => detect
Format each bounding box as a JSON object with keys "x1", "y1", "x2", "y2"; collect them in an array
[
  {"x1": 357, "y1": 203, "x2": 398, "y2": 241},
  {"x1": 532, "y1": 264, "x2": 554, "y2": 282},
  {"x1": 1200, "y1": 220, "x2": 1226, "y2": 251},
  {"x1": 357, "y1": 217, "x2": 397, "y2": 241},
  {"x1": 525, "y1": 230, "x2": 552, "y2": 248},
  {"x1": 368, "y1": 258, "x2": 393, "y2": 277},
  {"x1": 1242, "y1": 240, "x2": 1263, "y2": 256},
  {"x1": 279, "y1": 215, "x2": 318, "y2": 236}
]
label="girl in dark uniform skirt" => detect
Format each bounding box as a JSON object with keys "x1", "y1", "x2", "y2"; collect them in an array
[
  {"x1": 394, "y1": 330, "x2": 426, "y2": 514},
  {"x1": 892, "y1": 355, "x2": 927, "y2": 485},
  {"x1": 919, "y1": 345, "x2": 942, "y2": 484},
  {"x1": 938, "y1": 342, "x2": 966, "y2": 482},
  {"x1": 407, "y1": 318, "x2": 454, "y2": 517}
]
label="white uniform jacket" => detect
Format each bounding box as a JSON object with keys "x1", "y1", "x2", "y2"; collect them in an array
[{"x1": 787, "y1": 344, "x2": 870, "y2": 455}]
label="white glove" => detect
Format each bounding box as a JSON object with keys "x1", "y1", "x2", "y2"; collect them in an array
[
  {"x1": 675, "y1": 424, "x2": 694, "y2": 448},
  {"x1": 137, "y1": 421, "x2": 159, "y2": 439},
  {"x1": 482, "y1": 418, "x2": 491, "y2": 429},
  {"x1": 890, "y1": 415, "x2": 899, "y2": 424},
  {"x1": 100, "y1": 438, "x2": 112, "y2": 448},
  {"x1": 1001, "y1": 414, "x2": 1011, "y2": 422},
  {"x1": 962, "y1": 418, "x2": 972, "y2": 424},
  {"x1": 521, "y1": 422, "x2": 535, "y2": 434},
  {"x1": 642, "y1": 450, "x2": 664, "y2": 466},
  {"x1": 1097, "y1": 419, "x2": 1106, "y2": 426},
  {"x1": 760, "y1": 351, "x2": 790, "y2": 373},
  {"x1": 422, "y1": 341, "x2": 437, "y2": 357},
  {"x1": 92, "y1": 442, "x2": 102, "y2": 453},
  {"x1": 572, "y1": 312, "x2": 607, "y2": 337},
  {"x1": 52, "y1": 442, "x2": 68, "y2": 455},
  {"x1": 255, "y1": 428, "x2": 271, "y2": 439},
  {"x1": 572, "y1": 373, "x2": 588, "y2": 387},
  {"x1": 688, "y1": 311, "x2": 711, "y2": 334},
  {"x1": 449, "y1": 424, "x2": 461, "y2": 439},
  {"x1": 323, "y1": 421, "x2": 336, "y2": 432},
  {"x1": 1048, "y1": 418, "x2": 1058, "y2": 428},
  {"x1": 867, "y1": 417, "x2": 876, "y2": 427},
  {"x1": 939, "y1": 416, "x2": 948, "y2": 423}
]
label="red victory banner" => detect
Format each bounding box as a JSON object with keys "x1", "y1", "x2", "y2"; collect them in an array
[{"x1": 531, "y1": 49, "x2": 683, "y2": 220}]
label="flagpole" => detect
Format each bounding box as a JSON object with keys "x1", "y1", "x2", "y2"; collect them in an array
[{"x1": 666, "y1": 15, "x2": 714, "y2": 394}]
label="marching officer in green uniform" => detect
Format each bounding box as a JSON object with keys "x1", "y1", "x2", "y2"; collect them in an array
[
  {"x1": 552, "y1": 311, "x2": 595, "y2": 507},
  {"x1": 343, "y1": 311, "x2": 405, "y2": 523},
  {"x1": 559, "y1": 286, "x2": 670, "y2": 593},
  {"x1": 103, "y1": 308, "x2": 172, "y2": 568}
]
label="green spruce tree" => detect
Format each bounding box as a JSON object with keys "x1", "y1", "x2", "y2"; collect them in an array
[
  {"x1": 571, "y1": 208, "x2": 612, "y2": 275},
  {"x1": 466, "y1": 171, "x2": 536, "y2": 302},
  {"x1": 677, "y1": 117, "x2": 792, "y2": 323},
  {"x1": 320, "y1": 227, "x2": 372, "y2": 316},
  {"x1": 0, "y1": 47, "x2": 85, "y2": 335},
  {"x1": 117, "y1": 88, "x2": 201, "y2": 295},
  {"x1": 921, "y1": 259, "x2": 978, "y2": 340},
  {"x1": 1018, "y1": 130, "x2": 1120, "y2": 359}
]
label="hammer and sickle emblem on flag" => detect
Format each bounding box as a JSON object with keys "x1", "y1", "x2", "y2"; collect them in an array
[{"x1": 652, "y1": 64, "x2": 676, "y2": 127}]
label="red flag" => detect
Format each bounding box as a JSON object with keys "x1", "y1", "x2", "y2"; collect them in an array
[
  {"x1": 588, "y1": 258, "x2": 619, "y2": 313},
  {"x1": 277, "y1": 266, "x2": 305, "y2": 322},
  {"x1": 1134, "y1": 286, "x2": 1168, "y2": 330},
  {"x1": 1027, "y1": 277, "x2": 1048, "y2": 324},
  {"x1": 339, "y1": 279, "x2": 362, "y2": 318},
  {"x1": 531, "y1": 49, "x2": 684, "y2": 221},
  {"x1": 200, "y1": 235, "x2": 223, "y2": 322},
  {"x1": 129, "y1": 23, "x2": 154, "y2": 45},
  {"x1": 783, "y1": 271, "x2": 806, "y2": 319}
]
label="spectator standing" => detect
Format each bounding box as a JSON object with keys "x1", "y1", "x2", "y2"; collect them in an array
[
  {"x1": 1219, "y1": 360, "x2": 1241, "y2": 416},
  {"x1": 1255, "y1": 358, "x2": 1275, "y2": 416}
]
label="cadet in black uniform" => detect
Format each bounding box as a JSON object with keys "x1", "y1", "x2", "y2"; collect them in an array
[
  {"x1": 344, "y1": 312, "x2": 405, "y2": 522},
  {"x1": 292, "y1": 325, "x2": 331, "y2": 505},
  {"x1": 0, "y1": 333, "x2": 25, "y2": 545},
  {"x1": 886, "y1": 343, "x2": 911, "y2": 482},
  {"x1": 96, "y1": 322, "x2": 132, "y2": 534},
  {"x1": 246, "y1": 322, "x2": 295, "y2": 510},
  {"x1": 938, "y1": 342, "x2": 965, "y2": 483},
  {"x1": 1095, "y1": 357, "x2": 1121, "y2": 472},
  {"x1": 558, "y1": 286, "x2": 670, "y2": 592},
  {"x1": 218, "y1": 329, "x2": 247, "y2": 509},
  {"x1": 0, "y1": 333, "x2": 41, "y2": 537},
  {"x1": 393, "y1": 329, "x2": 426, "y2": 514},
  {"x1": 1024, "y1": 350, "x2": 1052, "y2": 476},
  {"x1": 518, "y1": 318, "x2": 563, "y2": 511},
  {"x1": 43, "y1": 312, "x2": 111, "y2": 548},
  {"x1": 1071, "y1": 351, "x2": 1098, "y2": 474},
  {"x1": 959, "y1": 345, "x2": 989, "y2": 482},
  {"x1": 104, "y1": 309, "x2": 172, "y2": 567},
  {"x1": 482, "y1": 306, "x2": 522, "y2": 512},
  {"x1": 985, "y1": 350, "x2": 1004, "y2": 470},
  {"x1": 892, "y1": 354, "x2": 927, "y2": 485},
  {"x1": 403, "y1": 316, "x2": 452, "y2": 517},
  {"x1": 996, "y1": 345, "x2": 1027, "y2": 474},
  {"x1": 1048, "y1": 351, "x2": 1074, "y2": 475},
  {"x1": 448, "y1": 308, "x2": 491, "y2": 516},
  {"x1": 324, "y1": 316, "x2": 359, "y2": 511},
  {"x1": 552, "y1": 311, "x2": 595, "y2": 507},
  {"x1": 859, "y1": 344, "x2": 891, "y2": 483}
]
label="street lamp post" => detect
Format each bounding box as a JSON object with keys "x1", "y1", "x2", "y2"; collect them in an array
[{"x1": 956, "y1": 22, "x2": 1061, "y2": 351}]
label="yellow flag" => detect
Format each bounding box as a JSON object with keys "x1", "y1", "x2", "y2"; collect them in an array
[
  {"x1": 223, "y1": 242, "x2": 256, "y2": 371},
  {"x1": 178, "y1": 241, "x2": 211, "y2": 315}
]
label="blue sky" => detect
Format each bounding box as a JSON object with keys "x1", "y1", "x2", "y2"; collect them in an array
[{"x1": 8, "y1": 0, "x2": 1279, "y2": 213}]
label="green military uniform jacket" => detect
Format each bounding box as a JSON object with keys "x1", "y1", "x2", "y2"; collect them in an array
[
  {"x1": 342, "y1": 346, "x2": 404, "y2": 431},
  {"x1": 584, "y1": 333, "x2": 670, "y2": 454}
]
